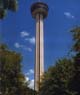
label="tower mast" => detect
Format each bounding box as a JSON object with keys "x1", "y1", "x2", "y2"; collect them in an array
[{"x1": 31, "y1": 2, "x2": 48, "y2": 91}]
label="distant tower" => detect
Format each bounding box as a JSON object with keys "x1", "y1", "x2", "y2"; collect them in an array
[{"x1": 31, "y1": 2, "x2": 48, "y2": 91}]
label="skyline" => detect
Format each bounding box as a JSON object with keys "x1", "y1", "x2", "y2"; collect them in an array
[{"x1": 0, "y1": 0, "x2": 80, "y2": 89}]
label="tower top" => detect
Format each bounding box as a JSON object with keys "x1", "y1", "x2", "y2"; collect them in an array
[{"x1": 31, "y1": 2, "x2": 49, "y2": 19}]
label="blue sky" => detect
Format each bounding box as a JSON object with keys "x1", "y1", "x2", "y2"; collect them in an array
[{"x1": 0, "y1": 0, "x2": 80, "y2": 89}]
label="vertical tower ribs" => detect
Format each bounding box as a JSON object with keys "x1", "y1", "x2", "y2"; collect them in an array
[{"x1": 31, "y1": 2, "x2": 48, "y2": 91}]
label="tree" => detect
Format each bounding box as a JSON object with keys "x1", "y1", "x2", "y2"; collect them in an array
[
  {"x1": 39, "y1": 27, "x2": 80, "y2": 95},
  {"x1": 0, "y1": 0, "x2": 18, "y2": 19},
  {"x1": 0, "y1": 44, "x2": 36, "y2": 95},
  {"x1": 70, "y1": 27, "x2": 80, "y2": 94},
  {"x1": 39, "y1": 58, "x2": 76, "y2": 95}
]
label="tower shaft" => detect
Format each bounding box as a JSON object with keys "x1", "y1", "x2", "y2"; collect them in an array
[
  {"x1": 31, "y1": 2, "x2": 48, "y2": 91},
  {"x1": 35, "y1": 14, "x2": 44, "y2": 91}
]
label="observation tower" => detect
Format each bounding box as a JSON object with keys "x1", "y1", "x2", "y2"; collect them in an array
[{"x1": 31, "y1": 2, "x2": 48, "y2": 91}]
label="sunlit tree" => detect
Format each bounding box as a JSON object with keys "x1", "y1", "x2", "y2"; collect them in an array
[{"x1": 0, "y1": 44, "x2": 36, "y2": 95}]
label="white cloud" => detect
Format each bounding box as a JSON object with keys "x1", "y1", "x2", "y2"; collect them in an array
[
  {"x1": 25, "y1": 77, "x2": 34, "y2": 89},
  {"x1": 29, "y1": 69, "x2": 34, "y2": 74},
  {"x1": 21, "y1": 31, "x2": 29, "y2": 37},
  {"x1": 29, "y1": 37, "x2": 35, "y2": 44},
  {"x1": 25, "y1": 75, "x2": 34, "y2": 89},
  {"x1": 28, "y1": 79, "x2": 34, "y2": 89},
  {"x1": 25, "y1": 37, "x2": 35, "y2": 45},
  {"x1": 14, "y1": 42, "x2": 21, "y2": 48},
  {"x1": 26, "y1": 69, "x2": 34, "y2": 76},
  {"x1": 27, "y1": 48, "x2": 32, "y2": 52},
  {"x1": 64, "y1": 12, "x2": 75, "y2": 19},
  {"x1": 24, "y1": 47, "x2": 32, "y2": 52},
  {"x1": 25, "y1": 76, "x2": 29, "y2": 82},
  {"x1": 14, "y1": 42, "x2": 24, "y2": 48},
  {"x1": 14, "y1": 42, "x2": 32, "y2": 52}
]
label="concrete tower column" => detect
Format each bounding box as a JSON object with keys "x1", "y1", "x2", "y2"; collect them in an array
[
  {"x1": 35, "y1": 14, "x2": 44, "y2": 91},
  {"x1": 31, "y1": 2, "x2": 48, "y2": 91}
]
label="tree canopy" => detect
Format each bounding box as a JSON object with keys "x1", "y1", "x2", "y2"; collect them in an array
[
  {"x1": 0, "y1": 0, "x2": 18, "y2": 19},
  {"x1": 70, "y1": 27, "x2": 80, "y2": 94},
  {"x1": 39, "y1": 27, "x2": 80, "y2": 95},
  {"x1": 0, "y1": 44, "x2": 36, "y2": 95},
  {"x1": 39, "y1": 58, "x2": 76, "y2": 95}
]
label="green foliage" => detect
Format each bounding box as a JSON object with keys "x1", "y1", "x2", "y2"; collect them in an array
[
  {"x1": 39, "y1": 58, "x2": 77, "y2": 95},
  {"x1": 8, "y1": 0, "x2": 18, "y2": 11},
  {"x1": 0, "y1": 0, "x2": 18, "y2": 19},
  {"x1": 71, "y1": 27, "x2": 80, "y2": 52},
  {"x1": 0, "y1": 8, "x2": 6, "y2": 19},
  {"x1": 71, "y1": 27, "x2": 80, "y2": 40},
  {"x1": 70, "y1": 27, "x2": 80, "y2": 94},
  {"x1": 39, "y1": 27, "x2": 80, "y2": 95},
  {"x1": 0, "y1": 44, "x2": 36, "y2": 95}
]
